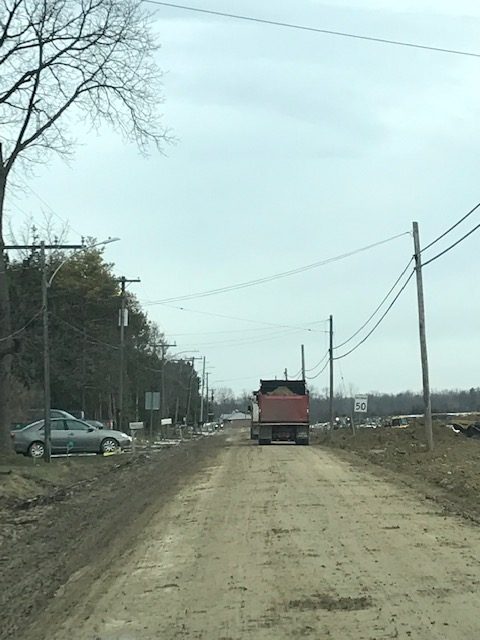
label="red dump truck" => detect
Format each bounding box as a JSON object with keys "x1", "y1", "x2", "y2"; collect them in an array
[{"x1": 255, "y1": 379, "x2": 309, "y2": 445}]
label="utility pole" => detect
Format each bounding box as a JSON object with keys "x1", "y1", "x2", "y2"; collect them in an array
[
  {"x1": 205, "y1": 372, "x2": 209, "y2": 425},
  {"x1": 301, "y1": 344, "x2": 306, "y2": 380},
  {"x1": 413, "y1": 222, "x2": 433, "y2": 451},
  {"x1": 199, "y1": 356, "x2": 206, "y2": 425},
  {"x1": 117, "y1": 276, "x2": 140, "y2": 432},
  {"x1": 159, "y1": 341, "x2": 177, "y2": 420},
  {"x1": 284, "y1": 368, "x2": 288, "y2": 380},
  {"x1": 185, "y1": 357, "x2": 197, "y2": 426},
  {"x1": 329, "y1": 314, "x2": 334, "y2": 438},
  {"x1": 5, "y1": 241, "x2": 84, "y2": 462},
  {"x1": 40, "y1": 242, "x2": 51, "y2": 462}
]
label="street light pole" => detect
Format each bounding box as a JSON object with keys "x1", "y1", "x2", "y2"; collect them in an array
[{"x1": 4, "y1": 238, "x2": 119, "y2": 461}]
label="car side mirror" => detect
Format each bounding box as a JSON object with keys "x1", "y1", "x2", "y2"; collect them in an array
[{"x1": 88, "y1": 427, "x2": 95, "y2": 432}]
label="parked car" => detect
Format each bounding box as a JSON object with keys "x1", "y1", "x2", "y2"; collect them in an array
[
  {"x1": 11, "y1": 418, "x2": 132, "y2": 458},
  {"x1": 84, "y1": 419, "x2": 106, "y2": 430},
  {"x1": 10, "y1": 409, "x2": 76, "y2": 433}
]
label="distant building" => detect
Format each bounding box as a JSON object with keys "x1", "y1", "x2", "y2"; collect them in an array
[{"x1": 221, "y1": 410, "x2": 251, "y2": 428}]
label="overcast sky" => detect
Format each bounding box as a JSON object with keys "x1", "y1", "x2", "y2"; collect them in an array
[{"x1": 7, "y1": 0, "x2": 480, "y2": 396}]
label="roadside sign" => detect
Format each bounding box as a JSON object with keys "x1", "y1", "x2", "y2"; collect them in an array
[
  {"x1": 129, "y1": 422, "x2": 144, "y2": 431},
  {"x1": 161, "y1": 418, "x2": 172, "y2": 426},
  {"x1": 354, "y1": 395, "x2": 368, "y2": 413},
  {"x1": 118, "y1": 308, "x2": 129, "y2": 327},
  {"x1": 145, "y1": 391, "x2": 160, "y2": 410}
]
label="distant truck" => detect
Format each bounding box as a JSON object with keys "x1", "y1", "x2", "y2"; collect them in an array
[{"x1": 255, "y1": 379, "x2": 310, "y2": 445}]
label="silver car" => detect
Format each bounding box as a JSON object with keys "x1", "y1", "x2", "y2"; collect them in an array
[{"x1": 12, "y1": 418, "x2": 132, "y2": 458}]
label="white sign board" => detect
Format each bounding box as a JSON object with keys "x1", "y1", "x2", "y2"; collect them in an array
[
  {"x1": 118, "y1": 308, "x2": 129, "y2": 327},
  {"x1": 145, "y1": 391, "x2": 160, "y2": 410},
  {"x1": 354, "y1": 395, "x2": 368, "y2": 413},
  {"x1": 129, "y1": 422, "x2": 144, "y2": 431},
  {"x1": 161, "y1": 418, "x2": 173, "y2": 426}
]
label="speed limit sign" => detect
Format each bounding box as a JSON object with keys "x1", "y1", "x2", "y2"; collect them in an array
[{"x1": 354, "y1": 395, "x2": 368, "y2": 413}]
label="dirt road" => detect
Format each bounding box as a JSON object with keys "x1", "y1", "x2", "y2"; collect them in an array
[{"x1": 29, "y1": 429, "x2": 480, "y2": 639}]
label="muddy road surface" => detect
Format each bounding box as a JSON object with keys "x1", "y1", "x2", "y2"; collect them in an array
[{"x1": 15, "y1": 429, "x2": 480, "y2": 639}]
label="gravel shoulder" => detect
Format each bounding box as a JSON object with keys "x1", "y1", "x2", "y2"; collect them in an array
[{"x1": 20, "y1": 427, "x2": 480, "y2": 640}]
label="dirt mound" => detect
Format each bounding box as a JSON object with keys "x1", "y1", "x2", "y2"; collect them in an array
[{"x1": 315, "y1": 422, "x2": 480, "y2": 521}]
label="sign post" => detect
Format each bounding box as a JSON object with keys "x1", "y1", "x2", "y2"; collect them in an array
[
  {"x1": 145, "y1": 392, "x2": 160, "y2": 443},
  {"x1": 128, "y1": 421, "x2": 144, "y2": 452}
]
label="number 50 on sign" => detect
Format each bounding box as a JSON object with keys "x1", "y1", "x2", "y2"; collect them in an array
[{"x1": 354, "y1": 395, "x2": 368, "y2": 413}]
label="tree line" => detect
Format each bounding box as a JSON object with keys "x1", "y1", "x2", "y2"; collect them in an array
[
  {"x1": 0, "y1": 0, "x2": 167, "y2": 453},
  {"x1": 212, "y1": 386, "x2": 480, "y2": 422},
  {"x1": 7, "y1": 239, "x2": 201, "y2": 428}
]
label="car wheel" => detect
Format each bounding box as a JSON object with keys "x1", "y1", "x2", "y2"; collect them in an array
[
  {"x1": 100, "y1": 437, "x2": 119, "y2": 454},
  {"x1": 28, "y1": 441, "x2": 45, "y2": 458}
]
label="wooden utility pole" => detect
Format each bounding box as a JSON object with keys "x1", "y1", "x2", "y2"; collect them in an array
[
  {"x1": 117, "y1": 276, "x2": 140, "y2": 431},
  {"x1": 412, "y1": 222, "x2": 433, "y2": 451},
  {"x1": 199, "y1": 356, "x2": 206, "y2": 425},
  {"x1": 40, "y1": 242, "x2": 51, "y2": 462},
  {"x1": 205, "y1": 372, "x2": 209, "y2": 425},
  {"x1": 185, "y1": 357, "x2": 196, "y2": 425},
  {"x1": 159, "y1": 341, "x2": 177, "y2": 420},
  {"x1": 301, "y1": 344, "x2": 306, "y2": 380},
  {"x1": 329, "y1": 315, "x2": 334, "y2": 438}
]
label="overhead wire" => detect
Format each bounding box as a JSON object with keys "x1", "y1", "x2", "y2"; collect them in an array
[
  {"x1": 22, "y1": 184, "x2": 85, "y2": 240},
  {"x1": 334, "y1": 258, "x2": 414, "y2": 350},
  {"x1": 180, "y1": 327, "x2": 306, "y2": 349},
  {"x1": 422, "y1": 220, "x2": 480, "y2": 267},
  {"x1": 306, "y1": 359, "x2": 329, "y2": 380},
  {"x1": 144, "y1": 1, "x2": 480, "y2": 60},
  {"x1": 143, "y1": 232, "x2": 410, "y2": 305},
  {"x1": 305, "y1": 349, "x2": 329, "y2": 372},
  {"x1": 55, "y1": 317, "x2": 120, "y2": 351},
  {"x1": 421, "y1": 201, "x2": 480, "y2": 254},
  {"x1": 156, "y1": 303, "x2": 328, "y2": 332},
  {"x1": 334, "y1": 269, "x2": 415, "y2": 361},
  {"x1": 0, "y1": 309, "x2": 43, "y2": 342}
]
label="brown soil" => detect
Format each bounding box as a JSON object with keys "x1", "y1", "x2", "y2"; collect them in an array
[
  {"x1": 315, "y1": 422, "x2": 480, "y2": 521},
  {"x1": 22, "y1": 428, "x2": 480, "y2": 639},
  {"x1": 0, "y1": 436, "x2": 224, "y2": 640}
]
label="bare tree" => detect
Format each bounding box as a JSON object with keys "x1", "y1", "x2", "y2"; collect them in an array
[{"x1": 0, "y1": 0, "x2": 168, "y2": 453}]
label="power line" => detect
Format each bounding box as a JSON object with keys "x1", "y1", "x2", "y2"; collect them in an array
[
  {"x1": 144, "y1": 232, "x2": 409, "y2": 305},
  {"x1": 422, "y1": 201, "x2": 480, "y2": 253},
  {"x1": 165, "y1": 320, "x2": 327, "y2": 336},
  {"x1": 422, "y1": 220, "x2": 480, "y2": 268},
  {"x1": 305, "y1": 349, "x2": 329, "y2": 372},
  {"x1": 181, "y1": 327, "x2": 304, "y2": 349},
  {"x1": 306, "y1": 359, "x2": 330, "y2": 380},
  {"x1": 22, "y1": 184, "x2": 85, "y2": 240},
  {"x1": 0, "y1": 309, "x2": 43, "y2": 342},
  {"x1": 334, "y1": 258, "x2": 414, "y2": 350},
  {"x1": 144, "y1": 1, "x2": 480, "y2": 60},
  {"x1": 156, "y1": 303, "x2": 327, "y2": 332},
  {"x1": 334, "y1": 269, "x2": 415, "y2": 361},
  {"x1": 55, "y1": 317, "x2": 120, "y2": 351}
]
